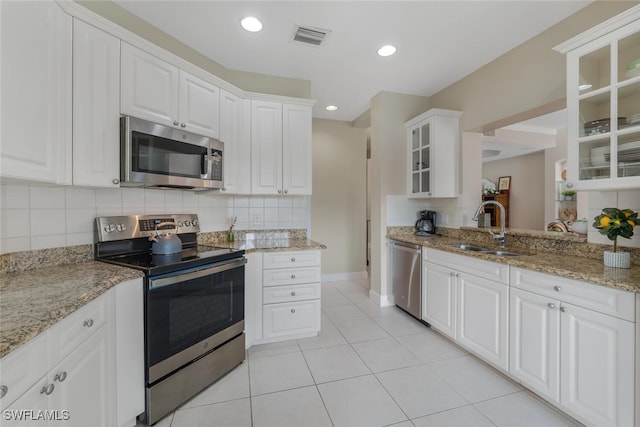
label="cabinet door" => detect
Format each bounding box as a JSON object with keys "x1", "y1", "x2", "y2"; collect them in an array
[
  {"x1": 282, "y1": 104, "x2": 312, "y2": 195},
  {"x1": 121, "y1": 43, "x2": 179, "y2": 126},
  {"x1": 50, "y1": 326, "x2": 113, "y2": 427},
  {"x1": 220, "y1": 90, "x2": 251, "y2": 194},
  {"x1": 509, "y1": 288, "x2": 560, "y2": 402},
  {"x1": 560, "y1": 303, "x2": 635, "y2": 427},
  {"x1": 178, "y1": 71, "x2": 220, "y2": 138},
  {"x1": 72, "y1": 19, "x2": 121, "y2": 187},
  {"x1": 421, "y1": 262, "x2": 456, "y2": 339},
  {"x1": 408, "y1": 121, "x2": 432, "y2": 196},
  {"x1": 0, "y1": 0, "x2": 72, "y2": 185},
  {"x1": 3, "y1": 378, "x2": 50, "y2": 427},
  {"x1": 251, "y1": 100, "x2": 283, "y2": 194},
  {"x1": 457, "y1": 273, "x2": 509, "y2": 371}
]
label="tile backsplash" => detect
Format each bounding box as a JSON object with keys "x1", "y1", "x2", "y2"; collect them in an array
[{"x1": 0, "y1": 184, "x2": 310, "y2": 253}]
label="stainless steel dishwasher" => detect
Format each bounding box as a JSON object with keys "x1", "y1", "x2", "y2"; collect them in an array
[{"x1": 388, "y1": 240, "x2": 423, "y2": 320}]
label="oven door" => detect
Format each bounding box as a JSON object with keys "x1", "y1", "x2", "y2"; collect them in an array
[{"x1": 146, "y1": 257, "x2": 245, "y2": 384}]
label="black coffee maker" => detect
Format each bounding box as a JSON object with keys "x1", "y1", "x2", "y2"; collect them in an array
[{"x1": 415, "y1": 210, "x2": 437, "y2": 236}]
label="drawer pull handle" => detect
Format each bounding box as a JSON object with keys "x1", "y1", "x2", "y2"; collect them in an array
[
  {"x1": 560, "y1": 306, "x2": 567, "y2": 313},
  {"x1": 554, "y1": 286, "x2": 561, "y2": 292},
  {"x1": 40, "y1": 384, "x2": 54, "y2": 395},
  {"x1": 291, "y1": 308, "x2": 296, "y2": 314},
  {"x1": 291, "y1": 257, "x2": 296, "y2": 262},
  {"x1": 83, "y1": 319, "x2": 94, "y2": 328},
  {"x1": 291, "y1": 291, "x2": 296, "y2": 296},
  {"x1": 54, "y1": 371, "x2": 67, "y2": 383},
  {"x1": 0, "y1": 385, "x2": 7, "y2": 399},
  {"x1": 291, "y1": 274, "x2": 296, "y2": 279},
  {"x1": 547, "y1": 303, "x2": 556, "y2": 309}
]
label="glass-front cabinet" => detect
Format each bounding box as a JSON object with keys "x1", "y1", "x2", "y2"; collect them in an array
[
  {"x1": 556, "y1": 6, "x2": 640, "y2": 190},
  {"x1": 405, "y1": 108, "x2": 462, "y2": 198}
]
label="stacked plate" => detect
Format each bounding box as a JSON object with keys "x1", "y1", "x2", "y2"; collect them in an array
[
  {"x1": 630, "y1": 113, "x2": 640, "y2": 125},
  {"x1": 603, "y1": 140, "x2": 640, "y2": 163}
]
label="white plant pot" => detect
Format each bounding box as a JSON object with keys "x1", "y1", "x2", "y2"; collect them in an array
[{"x1": 603, "y1": 250, "x2": 630, "y2": 269}]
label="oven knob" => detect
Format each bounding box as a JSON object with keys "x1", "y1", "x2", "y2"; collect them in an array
[
  {"x1": 121, "y1": 224, "x2": 127, "y2": 231},
  {"x1": 103, "y1": 225, "x2": 110, "y2": 233},
  {"x1": 115, "y1": 224, "x2": 123, "y2": 232},
  {"x1": 108, "y1": 224, "x2": 116, "y2": 232},
  {"x1": 177, "y1": 221, "x2": 184, "y2": 227},
  {"x1": 185, "y1": 220, "x2": 191, "y2": 226},
  {"x1": 192, "y1": 219, "x2": 199, "y2": 226}
]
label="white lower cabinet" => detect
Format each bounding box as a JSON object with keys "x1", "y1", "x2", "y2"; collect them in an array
[
  {"x1": 421, "y1": 249, "x2": 509, "y2": 370},
  {"x1": 247, "y1": 250, "x2": 321, "y2": 345},
  {"x1": 510, "y1": 267, "x2": 636, "y2": 427},
  {"x1": 0, "y1": 278, "x2": 144, "y2": 427}
]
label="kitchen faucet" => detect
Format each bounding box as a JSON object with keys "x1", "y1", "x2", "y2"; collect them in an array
[{"x1": 472, "y1": 200, "x2": 507, "y2": 247}]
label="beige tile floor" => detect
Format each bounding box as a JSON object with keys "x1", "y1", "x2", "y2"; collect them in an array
[{"x1": 140, "y1": 279, "x2": 582, "y2": 427}]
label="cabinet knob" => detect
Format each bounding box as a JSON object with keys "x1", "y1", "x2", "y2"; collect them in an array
[
  {"x1": 554, "y1": 286, "x2": 561, "y2": 292},
  {"x1": 291, "y1": 291, "x2": 296, "y2": 296},
  {"x1": 0, "y1": 385, "x2": 7, "y2": 399},
  {"x1": 112, "y1": 178, "x2": 120, "y2": 185},
  {"x1": 566, "y1": 182, "x2": 573, "y2": 188},
  {"x1": 548, "y1": 303, "x2": 556, "y2": 309},
  {"x1": 456, "y1": 273, "x2": 460, "y2": 278},
  {"x1": 221, "y1": 187, "x2": 227, "y2": 192},
  {"x1": 180, "y1": 123, "x2": 186, "y2": 128},
  {"x1": 284, "y1": 189, "x2": 288, "y2": 194},
  {"x1": 40, "y1": 384, "x2": 54, "y2": 395},
  {"x1": 291, "y1": 274, "x2": 296, "y2": 279},
  {"x1": 290, "y1": 308, "x2": 296, "y2": 314},
  {"x1": 83, "y1": 319, "x2": 94, "y2": 328},
  {"x1": 173, "y1": 120, "x2": 179, "y2": 126},
  {"x1": 450, "y1": 272, "x2": 454, "y2": 277},
  {"x1": 278, "y1": 189, "x2": 283, "y2": 194},
  {"x1": 54, "y1": 371, "x2": 67, "y2": 383},
  {"x1": 291, "y1": 257, "x2": 296, "y2": 262},
  {"x1": 560, "y1": 306, "x2": 568, "y2": 313}
]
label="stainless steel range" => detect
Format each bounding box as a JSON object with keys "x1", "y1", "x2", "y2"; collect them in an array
[{"x1": 95, "y1": 214, "x2": 246, "y2": 426}]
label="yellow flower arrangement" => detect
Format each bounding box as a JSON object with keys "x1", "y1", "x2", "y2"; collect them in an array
[{"x1": 592, "y1": 208, "x2": 638, "y2": 252}]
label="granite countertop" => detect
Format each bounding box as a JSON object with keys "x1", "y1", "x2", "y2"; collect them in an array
[
  {"x1": 387, "y1": 232, "x2": 640, "y2": 294},
  {"x1": 218, "y1": 238, "x2": 327, "y2": 252},
  {"x1": 0, "y1": 262, "x2": 144, "y2": 358}
]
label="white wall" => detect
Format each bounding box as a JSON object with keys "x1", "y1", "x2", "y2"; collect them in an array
[
  {"x1": 311, "y1": 119, "x2": 367, "y2": 277},
  {"x1": 0, "y1": 184, "x2": 310, "y2": 253}
]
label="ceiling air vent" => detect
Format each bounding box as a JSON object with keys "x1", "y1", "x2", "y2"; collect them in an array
[{"x1": 292, "y1": 25, "x2": 330, "y2": 46}]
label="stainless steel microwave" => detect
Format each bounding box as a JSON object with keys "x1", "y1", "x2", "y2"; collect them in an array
[{"x1": 120, "y1": 116, "x2": 223, "y2": 190}]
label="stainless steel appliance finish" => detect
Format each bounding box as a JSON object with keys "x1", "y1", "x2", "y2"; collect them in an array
[
  {"x1": 415, "y1": 210, "x2": 437, "y2": 236},
  {"x1": 95, "y1": 214, "x2": 245, "y2": 426},
  {"x1": 389, "y1": 240, "x2": 424, "y2": 320},
  {"x1": 121, "y1": 115, "x2": 224, "y2": 190}
]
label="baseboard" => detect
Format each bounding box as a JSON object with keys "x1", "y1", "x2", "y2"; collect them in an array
[
  {"x1": 368, "y1": 288, "x2": 395, "y2": 307},
  {"x1": 321, "y1": 271, "x2": 368, "y2": 283}
]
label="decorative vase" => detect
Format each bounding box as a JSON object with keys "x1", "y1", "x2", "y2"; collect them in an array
[{"x1": 603, "y1": 250, "x2": 630, "y2": 269}]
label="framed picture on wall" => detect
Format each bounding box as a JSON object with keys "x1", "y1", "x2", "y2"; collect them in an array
[{"x1": 498, "y1": 176, "x2": 511, "y2": 192}]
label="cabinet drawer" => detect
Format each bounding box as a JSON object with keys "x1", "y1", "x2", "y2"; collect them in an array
[
  {"x1": 263, "y1": 283, "x2": 321, "y2": 304},
  {"x1": 424, "y1": 248, "x2": 509, "y2": 284},
  {"x1": 47, "y1": 292, "x2": 110, "y2": 367},
  {"x1": 263, "y1": 250, "x2": 320, "y2": 269},
  {"x1": 263, "y1": 266, "x2": 321, "y2": 287},
  {"x1": 0, "y1": 333, "x2": 47, "y2": 411},
  {"x1": 263, "y1": 300, "x2": 321, "y2": 339},
  {"x1": 510, "y1": 267, "x2": 635, "y2": 321}
]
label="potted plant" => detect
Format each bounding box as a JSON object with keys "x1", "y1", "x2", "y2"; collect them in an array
[
  {"x1": 561, "y1": 190, "x2": 576, "y2": 201},
  {"x1": 593, "y1": 208, "x2": 638, "y2": 268}
]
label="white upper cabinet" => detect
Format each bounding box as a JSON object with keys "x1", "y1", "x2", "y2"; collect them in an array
[
  {"x1": 555, "y1": 6, "x2": 640, "y2": 190},
  {"x1": 405, "y1": 109, "x2": 462, "y2": 198},
  {"x1": 220, "y1": 90, "x2": 251, "y2": 194},
  {"x1": 73, "y1": 19, "x2": 121, "y2": 188},
  {"x1": 121, "y1": 43, "x2": 220, "y2": 138},
  {"x1": 251, "y1": 100, "x2": 313, "y2": 195},
  {"x1": 0, "y1": 0, "x2": 72, "y2": 185}
]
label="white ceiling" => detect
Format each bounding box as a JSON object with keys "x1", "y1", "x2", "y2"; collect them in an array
[{"x1": 114, "y1": 1, "x2": 591, "y2": 122}]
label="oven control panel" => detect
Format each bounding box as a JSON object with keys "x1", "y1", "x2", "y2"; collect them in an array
[{"x1": 96, "y1": 214, "x2": 200, "y2": 242}]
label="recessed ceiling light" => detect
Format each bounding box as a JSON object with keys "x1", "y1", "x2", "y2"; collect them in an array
[
  {"x1": 325, "y1": 105, "x2": 338, "y2": 111},
  {"x1": 377, "y1": 45, "x2": 397, "y2": 57},
  {"x1": 241, "y1": 16, "x2": 263, "y2": 32}
]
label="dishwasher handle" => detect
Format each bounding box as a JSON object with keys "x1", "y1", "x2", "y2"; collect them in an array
[{"x1": 388, "y1": 240, "x2": 421, "y2": 254}]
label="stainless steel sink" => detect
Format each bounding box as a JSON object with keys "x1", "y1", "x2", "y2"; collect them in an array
[
  {"x1": 481, "y1": 250, "x2": 522, "y2": 257},
  {"x1": 449, "y1": 244, "x2": 489, "y2": 251}
]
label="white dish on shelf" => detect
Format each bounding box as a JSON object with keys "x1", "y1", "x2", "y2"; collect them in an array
[{"x1": 626, "y1": 67, "x2": 640, "y2": 78}]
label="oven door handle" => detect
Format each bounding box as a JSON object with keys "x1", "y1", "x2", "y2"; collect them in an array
[{"x1": 149, "y1": 258, "x2": 247, "y2": 289}]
